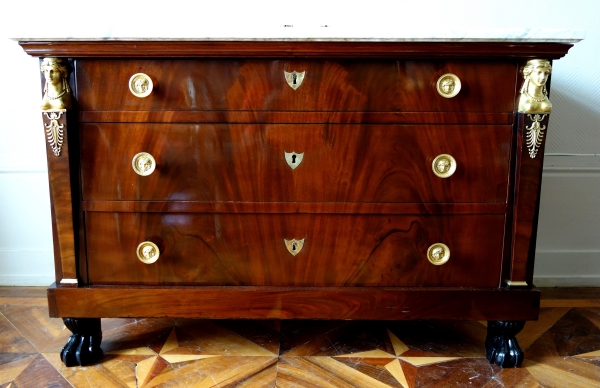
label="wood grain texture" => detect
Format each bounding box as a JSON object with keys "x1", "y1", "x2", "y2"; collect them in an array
[
  {"x1": 18, "y1": 40, "x2": 575, "y2": 59},
  {"x1": 21, "y1": 40, "x2": 572, "y2": 362},
  {"x1": 74, "y1": 59, "x2": 517, "y2": 113},
  {"x1": 11, "y1": 355, "x2": 72, "y2": 387},
  {"x1": 280, "y1": 356, "x2": 394, "y2": 388},
  {"x1": 46, "y1": 285, "x2": 541, "y2": 320},
  {"x1": 84, "y1": 213, "x2": 505, "y2": 287},
  {"x1": 82, "y1": 201, "x2": 507, "y2": 214},
  {"x1": 501, "y1": 106, "x2": 520, "y2": 287},
  {"x1": 80, "y1": 124, "x2": 512, "y2": 204},
  {"x1": 5, "y1": 287, "x2": 600, "y2": 387},
  {"x1": 78, "y1": 111, "x2": 514, "y2": 125},
  {"x1": 42, "y1": 112, "x2": 77, "y2": 285},
  {"x1": 509, "y1": 114, "x2": 548, "y2": 284}
]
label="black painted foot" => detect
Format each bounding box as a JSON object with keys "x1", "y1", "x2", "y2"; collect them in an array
[
  {"x1": 485, "y1": 320, "x2": 525, "y2": 368},
  {"x1": 60, "y1": 318, "x2": 103, "y2": 367}
]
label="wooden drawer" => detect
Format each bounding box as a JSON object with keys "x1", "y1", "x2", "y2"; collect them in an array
[
  {"x1": 86, "y1": 212, "x2": 504, "y2": 287},
  {"x1": 80, "y1": 123, "x2": 511, "y2": 203},
  {"x1": 75, "y1": 59, "x2": 516, "y2": 112}
]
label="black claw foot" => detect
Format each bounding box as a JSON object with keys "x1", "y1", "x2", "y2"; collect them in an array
[
  {"x1": 485, "y1": 320, "x2": 525, "y2": 368},
  {"x1": 60, "y1": 318, "x2": 103, "y2": 367}
]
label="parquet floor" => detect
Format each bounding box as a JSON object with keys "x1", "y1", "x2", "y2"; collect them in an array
[{"x1": 1, "y1": 288, "x2": 600, "y2": 387}]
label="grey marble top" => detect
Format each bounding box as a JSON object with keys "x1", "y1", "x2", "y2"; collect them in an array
[{"x1": 13, "y1": 27, "x2": 584, "y2": 44}]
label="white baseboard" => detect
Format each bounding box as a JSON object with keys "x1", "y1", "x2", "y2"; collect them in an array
[
  {"x1": 533, "y1": 276, "x2": 600, "y2": 287},
  {"x1": 534, "y1": 250, "x2": 600, "y2": 287},
  {"x1": 0, "y1": 249, "x2": 54, "y2": 286},
  {"x1": 0, "y1": 275, "x2": 54, "y2": 286}
]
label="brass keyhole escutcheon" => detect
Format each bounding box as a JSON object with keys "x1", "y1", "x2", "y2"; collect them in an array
[
  {"x1": 284, "y1": 239, "x2": 305, "y2": 256},
  {"x1": 129, "y1": 73, "x2": 154, "y2": 98},
  {"x1": 432, "y1": 154, "x2": 456, "y2": 178},
  {"x1": 132, "y1": 152, "x2": 156, "y2": 176},
  {"x1": 427, "y1": 243, "x2": 450, "y2": 265},
  {"x1": 284, "y1": 152, "x2": 304, "y2": 170},
  {"x1": 284, "y1": 71, "x2": 306, "y2": 90},
  {"x1": 137, "y1": 241, "x2": 160, "y2": 264}
]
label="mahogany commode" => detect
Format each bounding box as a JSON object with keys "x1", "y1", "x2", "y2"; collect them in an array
[{"x1": 18, "y1": 37, "x2": 579, "y2": 368}]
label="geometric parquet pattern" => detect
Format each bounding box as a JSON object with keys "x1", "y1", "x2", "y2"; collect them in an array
[{"x1": 1, "y1": 288, "x2": 600, "y2": 387}]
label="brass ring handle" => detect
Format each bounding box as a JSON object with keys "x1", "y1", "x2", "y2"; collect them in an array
[
  {"x1": 132, "y1": 152, "x2": 156, "y2": 176},
  {"x1": 137, "y1": 241, "x2": 160, "y2": 264},
  {"x1": 129, "y1": 73, "x2": 153, "y2": 98},
  {"x1": 432, "y1": 154, "x2": 456, "y2": 178},
  {"x1": 284, "y1": 238, "x2": 305, "y2": 256},
  {"x1": 436, "y1": 73, "x2": 461, "y2": 98},
  {"x1": 427, "y1": 243, "x2": 450, "y2": 265}
]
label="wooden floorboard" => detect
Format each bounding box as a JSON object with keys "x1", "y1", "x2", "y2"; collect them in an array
[{"x1": 0, "y1": 286, "x2": 599, "y2": 387}]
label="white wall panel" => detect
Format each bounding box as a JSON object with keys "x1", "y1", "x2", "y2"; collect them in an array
[
  {"x1": 0, "y1": 0, "x2": 599, "y2": 285},
  {"x1": 534, "y1": 155, "x2": 600, "y2": 286},
  {"x1": 0, "y1": 173, "x2": 53, "y2": 285},
  {"x1": 0, "y1": 250, "x2": 54, "y2": 286}
]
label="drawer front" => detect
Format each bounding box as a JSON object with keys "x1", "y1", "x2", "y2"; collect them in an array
[
  {"x1": 81, "y1": 123, "x2": 511, "y2": 203},
  {"x1": 75, "y1": 59, "x2": 516, "y2": 112},
  {"x1": 86, "y1": 213, "x2": 504, "y2": 287}
]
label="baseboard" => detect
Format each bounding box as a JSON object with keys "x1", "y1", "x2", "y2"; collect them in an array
[
  {"x1": 534, "y1": 250, "x2": 600, "y2": 287},
  {"x1": 0, "y1": 275, "x2": 54, "y2": 286},
  {"x1": 533, "y1": 276, "x2": 600, "y2": 287},
  {"x1": 543, "y1": 154, "x2": 600, "y2": 172},
  {"x1": 0, "y1": 249, "x2": 54, "y2": 286},
  {"x1": 536, "y1": 157, "x2": 600, "y2": 285}
]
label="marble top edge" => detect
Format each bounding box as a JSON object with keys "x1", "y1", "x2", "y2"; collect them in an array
[
  {"x1": 14, "y1": 37, "x2": 584, "y2": 43},
  {"x1": 12, "y1": 27, "x2": 585, "y2": 44}
]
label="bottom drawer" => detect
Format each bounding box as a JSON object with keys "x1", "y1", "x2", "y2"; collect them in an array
[{"x1": 85, "y1": 213, "x2": 505, "y2": 287}]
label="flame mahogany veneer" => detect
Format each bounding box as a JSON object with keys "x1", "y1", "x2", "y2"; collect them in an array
[{"x1": 20, "y1": 39, "x2": 577, "y2": 367}]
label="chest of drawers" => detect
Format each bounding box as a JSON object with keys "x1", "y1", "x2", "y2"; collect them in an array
[{"x1": 19, "y1": 39, "x2": 577, "y2": 368}]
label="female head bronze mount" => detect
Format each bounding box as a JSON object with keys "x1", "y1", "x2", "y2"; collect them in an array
[
  {"x1": 436, "y1": 158, "x2": 451, "y2": 173},
  {"x1": 518, "y1": 59, "x2": 552, "y2": 114},
  {"x1": 440, "y1": 78, "x2": 455, "y2": 95},
  {"x1": 41, "y1": 58, "x2": 72, "y2": 110}
]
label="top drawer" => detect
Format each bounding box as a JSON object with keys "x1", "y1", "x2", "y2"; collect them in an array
[{"x1": 75, "y1": 59, "x2": 517, "y2": 113}]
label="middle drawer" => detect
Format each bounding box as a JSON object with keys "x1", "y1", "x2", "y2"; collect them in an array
[{"x1": 81, "y1": 123, "x2": 511, "y2": 203}]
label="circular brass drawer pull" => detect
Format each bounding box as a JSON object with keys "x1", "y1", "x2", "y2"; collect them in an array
[
  {"x1": 132, "y1": 152, "x2": 156, "y2": 176},
  {"x1": 129, "y1": 73, "x2": 153, "y2": 98},
  {"x1": 432, "y1": 154, "x2": 456, "y2": 178},
  {"x1": 137, "y1": 241, "x2": 160, "y2": 264},
  {"x1": 436, "y1": 73, "x2": 461, "y2": 98},
  {"x1": 427, "y1": 243, "x2": 450, "y2": 265}
]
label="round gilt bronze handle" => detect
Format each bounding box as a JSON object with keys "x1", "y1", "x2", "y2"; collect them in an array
[
  {"x1": 432, "y1": 154, "x2": 456, "y2": 178},
  {"x1": 129, "y1": 73, "x2": 153, "y2": 98},
  {"x1": 132, "y1": 152, "x2": 156, "y2": 176},
  {"x1": 137, "y1": 241, "x2": 160, "y2": 264},
  {"x1": 427, "y1": 243, "x2": 450, "y2": 265},
  {"x1": 436, "y1": 73, "x2": 461, "y2": 98}
]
